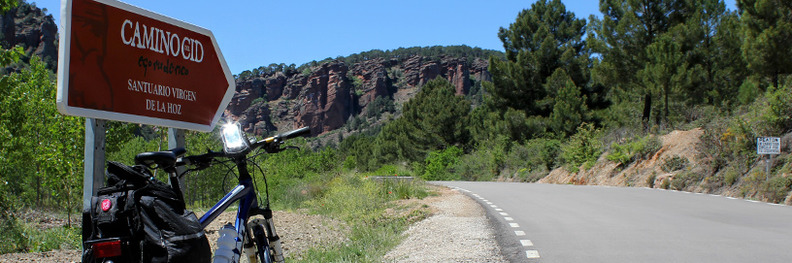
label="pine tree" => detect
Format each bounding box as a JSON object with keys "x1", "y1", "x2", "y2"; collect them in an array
[
  {"x1": 374, "y1": 78, "x2": 470, "y2": 162},
  {"x1": 738, "y1": 0, "x2": 792, "y2": 87},
  {"x1": 487, "y1": 0, "x2": 588, "y2": 116}
]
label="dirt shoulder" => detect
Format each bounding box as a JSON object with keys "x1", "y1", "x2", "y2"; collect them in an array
[{"x1": 383, "y1": 185, "x2": 506, "y2": 262}]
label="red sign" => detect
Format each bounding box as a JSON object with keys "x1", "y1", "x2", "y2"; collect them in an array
[{"x1": 56, "y1": 0, "x2": 234, "y2": 132}]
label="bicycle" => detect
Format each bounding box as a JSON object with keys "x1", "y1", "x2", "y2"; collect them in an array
[{"x1": 133, "y1": 123, "x2": 310, "y2": 263}]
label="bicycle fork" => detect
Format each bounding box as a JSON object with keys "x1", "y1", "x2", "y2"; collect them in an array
[{"x1": 249, "y1": 208, "x2": 284, "y2": 263}]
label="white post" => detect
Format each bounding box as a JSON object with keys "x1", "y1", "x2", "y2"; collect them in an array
[
  {"x1": 82, "y1": 118, "x2": 106, "y2": 244},
  {"x1": 168, "y1": 128, "x2": 186, "y2": 192}
]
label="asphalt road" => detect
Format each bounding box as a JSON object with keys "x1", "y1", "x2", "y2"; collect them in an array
[{"x1": 435, "y1": 181, "x2": 792, "y2": 263}]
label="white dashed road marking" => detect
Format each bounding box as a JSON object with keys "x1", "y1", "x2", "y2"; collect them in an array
[
  {"x1": 458, "y1": 187, "x2": 540, "y2": 260},
  {"x1": 526, "y1": 250, "x2": 541, "y2": 259}
]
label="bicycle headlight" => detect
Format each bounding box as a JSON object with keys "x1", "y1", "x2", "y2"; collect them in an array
[{"x1": 221, "y1": 123, "x2": 249, "y2": 154}]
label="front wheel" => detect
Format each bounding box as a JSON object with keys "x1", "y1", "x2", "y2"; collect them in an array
[{"x1": 251, "y1": 223, "x2": 273, "y2": 263}]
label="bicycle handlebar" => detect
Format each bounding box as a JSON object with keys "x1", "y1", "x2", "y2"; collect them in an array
[
  {"x1": 178, "y1": 127, "x2": 311, "y2": 170},
  {"x1": 254, "y1": 127, "x2": 311, "y2": 147}
]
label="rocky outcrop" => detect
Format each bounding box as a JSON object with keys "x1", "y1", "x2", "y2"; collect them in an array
[
  {"x1": 230, "y1": 55, "x2": 491, "y2": 136},
  {"x1": 349, "y1": 57, "x2": 395, "y2": 113},
  {"x1": 292, "y1": 62, "x2": 354, "y2": 135},
  {"x1": 0, "y1": 2, "x2": 58, "y2": 70}
]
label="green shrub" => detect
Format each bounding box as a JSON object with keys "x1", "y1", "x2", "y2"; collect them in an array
[
  {"x1": 759, "y1": 85, "x2": 792, "y2": 134},
  {"x1": 646, "y1": 172, "x2": 657, "y2": 188},
  {"x1": 660, "y1": 178, "x2": 671, "y2": 189},
  {"x1": 559, "y1": 123, "x2": 602, "y2": 173},
  {"x1": 670, "y1": 171, "x2": 703, "y2": 190},
  {"x1": 662, "y1": 155, "x2": 690, "y2": 172},
  {"x1": 422, "y1": 146, "x2": 463, "y2": 181},
  {"x1": 607, "y1": 135, "x2": 662, "y2": 166},
  {"x1": 299, "y1": 173, "x2": 432, "y2": 262},
  {"x1": 0, "y1": 216, "x2": 80, "y2": 254},
  {"x1": 723, "y1": 168, "x2": 740, "y2": 186},
  {"x1": 762, "y1": 176, "x2": 792, "y2": 203},
  {"x1": 451, "y1": 149, "x2": 497, "y2": 181}
]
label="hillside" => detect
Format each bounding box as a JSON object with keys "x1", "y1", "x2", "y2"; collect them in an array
[
  {"x1": 228, "y1": 48, "x2": 495, "y2": 138},
  {"x1": 539, "y1": 128, "x2": 792, "y2": 205}
]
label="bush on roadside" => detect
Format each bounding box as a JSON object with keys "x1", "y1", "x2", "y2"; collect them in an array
[
  {"x1": 421, "y1": 146, "x2": 463, "y2": 181},
  {"x1": 670, "y1": 171, "x2": 703, "y2": 191},
  {"x1": 559, "y1": 123, "x2": 602, "y2": 173},
  {"x1": 662, "y1": 155, "x2": 690, "y2": 172},
  {"x1": 606, "y1": 134, "x2": 662, "y2": 166},
  {"x1": 761, "y1": 176, "x2": 792, "y2": 203}
]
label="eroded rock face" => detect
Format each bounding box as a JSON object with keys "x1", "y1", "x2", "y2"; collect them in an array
[
  {"x1": 292, "y1": 62, "x2": 353, "y2": 135},
  {"x1": 349, "y1": 57, "x2": 395, "y2": 114},
  {"x1": 0, "y1": 2, "x2": 59, "y2": 70},
  {"x1": 230, "y1": 56, "x2": 489, "y2": 136}
]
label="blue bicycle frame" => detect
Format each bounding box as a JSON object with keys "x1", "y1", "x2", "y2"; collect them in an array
[{"x1": 194, "y1": 160, "x2": 279, "y2": 262}]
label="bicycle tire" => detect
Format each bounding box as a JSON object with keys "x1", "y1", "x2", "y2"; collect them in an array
[{"x1": 252, "y1": 224, "x2": 274, "y2": 263}]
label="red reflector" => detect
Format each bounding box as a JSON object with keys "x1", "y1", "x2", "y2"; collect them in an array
[
  {"x1": 101, "y1": 199, "x2": 112, "y2": 211},
  {"x1": 93, "y1": 240, "x2": 122, "y2": 258}
]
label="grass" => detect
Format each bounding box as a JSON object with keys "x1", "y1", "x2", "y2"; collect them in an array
[
  {"x1": 293, "y1": 172, "x2": 431, "y2": 262},
  {"x1": 0, "y1": 213, "x2": 81, "y2": 254}
]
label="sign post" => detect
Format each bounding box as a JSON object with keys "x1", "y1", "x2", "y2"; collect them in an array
[
  {"x1": 757, "y1": 137, "x2": 781, "y2": 180},
  {"x1": 57, "y1": 0, "x2": 234, "y2": 244}
]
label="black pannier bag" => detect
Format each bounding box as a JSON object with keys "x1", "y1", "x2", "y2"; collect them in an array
[{"x1": 83, "y1": 161, "x2": 210, "y2": 263}]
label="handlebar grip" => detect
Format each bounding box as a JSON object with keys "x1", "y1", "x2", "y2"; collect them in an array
[{"x1": 278, "y1": 127, "x2": 311, "y2": 140}]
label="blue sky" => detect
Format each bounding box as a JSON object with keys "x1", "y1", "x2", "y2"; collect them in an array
[{"x1": 35, "y1": 0, "x2": 737, "y2": 75}]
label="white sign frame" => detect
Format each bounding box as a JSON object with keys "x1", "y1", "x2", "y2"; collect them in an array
[
  {"x1": 757, "y1": 137, "x2": 781, "y2": 155},
  {"x1": 56, "y1": 0, "x2": 234, "y2": 132}
]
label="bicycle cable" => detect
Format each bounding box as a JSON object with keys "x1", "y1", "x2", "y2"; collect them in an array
[{"x1": 247, "y1": 149, "x2": 271, "y2": 208}]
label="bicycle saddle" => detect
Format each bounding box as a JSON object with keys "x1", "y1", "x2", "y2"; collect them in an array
[{"x1": 134, "y1": 147, "x2": 186, "y2": 171}]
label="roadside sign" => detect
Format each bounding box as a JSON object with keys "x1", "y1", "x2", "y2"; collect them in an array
[
  {"x1": 57, "y1": 0, "x2": 234, "y2": 131},
  {"x1": 757, "y1": 137, "x2": 781, "y2": 155}
]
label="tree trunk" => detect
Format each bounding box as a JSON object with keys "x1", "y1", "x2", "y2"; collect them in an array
[
  {"x1": 664, "y1": 85, "x2": 670, "y2": 123},
  {"x1": 643, "y1": 93, "x2": 652, "y2": 130}
]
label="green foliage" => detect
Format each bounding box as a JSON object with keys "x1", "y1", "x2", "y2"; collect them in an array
[
  {"x1": 373, "y1": 78, "x2": 470, "y2": 164},
  {"x1": 421, "y1": 146, "x2": 463, "y2": 181},
  {"x1": 365, "y1": 96, "x2": 396, "y2": 119},
  {"x1": 341, "y1": 45, "x2": 504, "y2": 66},
  {"x1": 548, "y1": 69, "x2": 587, "y2": 136},
  {"x1": 0, "y1": 216, "x2": 81, "y2": 254},
  {"x1": 738, "y1": 0, "x2": 792, "y2": 86},
  {"x1": 607, "y1": 135, "x2": 662, "y2": 166},
  {"x1": 298, "y1": 173, "x2": 430, "y2": 262},
  {"x1": 500, "y1": 138, "x2": 561, "y2": 182},
  {"x1": 762, "y1": 176, "x2": 792, "y2": 203},
  {"x1": 758, "y1": 84, "x2": 792, "y2": 134},
  {"x1": 559, "y1": 123, "x2": 602, "y2": 173},
  {"x1": 0, "y1": 0, "x2": 17, "y2": 13},
  {"x1": 487, "y1": 0, "x2": 589, "y2": 116},
  {"x1": 647, "y1": 173, "x2": 657, "y2": 188},
  {"x1": 662, "y1": 155, "x2": 690, "y2": 172},
  {"x1": 451, "y1": 149, "x2": 498, "y2": 182},
  {"x1": 670, "y1": 171, "x2": 704, "y2": 190},
  {"x1": 591, "y1": 0, "x2": 739, "y2": 127},
  {"x1": 0, "y1": 57, "x2": 84, "y2": 224}
]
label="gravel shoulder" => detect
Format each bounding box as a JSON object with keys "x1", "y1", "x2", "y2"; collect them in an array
[{"x1": 383, "y1": 185, "x2": 507, "y2": 262}]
